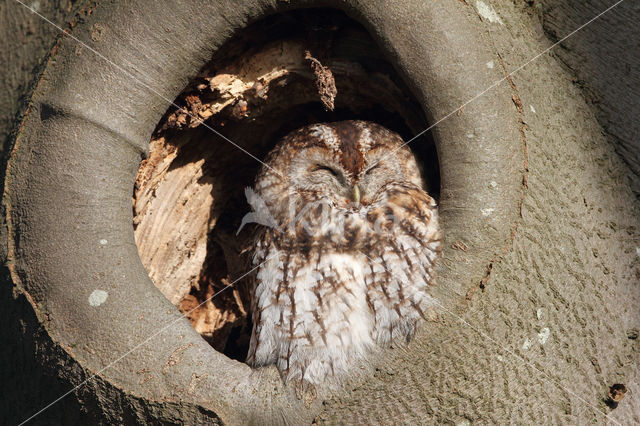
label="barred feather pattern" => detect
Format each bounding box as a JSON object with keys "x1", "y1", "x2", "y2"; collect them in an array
[{"x1": 244, "y1": 121, "x2": 441, "y2": 386}]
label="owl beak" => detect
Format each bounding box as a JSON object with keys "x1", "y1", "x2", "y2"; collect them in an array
[{"x1": 352, "y1": 185, "x2": 361, "y2": 206}]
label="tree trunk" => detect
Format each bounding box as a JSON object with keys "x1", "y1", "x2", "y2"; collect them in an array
[{"x1": 1, "y1": 0, "x2": 638, "y2": 424}]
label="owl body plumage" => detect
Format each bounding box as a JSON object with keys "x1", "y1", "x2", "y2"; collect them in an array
[{"x1": 245, "y1": 121, "x2": 441, "y2": 386}]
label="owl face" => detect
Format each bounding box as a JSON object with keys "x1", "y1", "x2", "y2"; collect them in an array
[{"x1": 255, "y1": 121, "x2": 426, "y2": 229}]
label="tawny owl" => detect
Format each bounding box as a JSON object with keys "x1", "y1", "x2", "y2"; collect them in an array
[{"x1": 244, "y1": 120, "x2": 441, "y2": 387}]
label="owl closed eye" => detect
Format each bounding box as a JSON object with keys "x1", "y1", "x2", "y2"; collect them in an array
[{"x1": 245, "y1": 120, "x2": 441, "y2": 388}]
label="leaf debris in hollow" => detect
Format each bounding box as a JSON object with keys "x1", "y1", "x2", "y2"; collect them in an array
[{"x1": 305, "y1": 50, "x2": 337, "y2": 111}]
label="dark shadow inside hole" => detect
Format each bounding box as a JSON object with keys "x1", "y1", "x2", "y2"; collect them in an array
[{"x1": 134, "y1": 8, "x2": 439, "y2": 363}]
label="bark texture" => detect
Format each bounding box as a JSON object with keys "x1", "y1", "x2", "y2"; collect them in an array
[
  {"x1": 0, "y1": 1, "x2": 89, "y2": 424},
  {"x1": 0, "y1": 0, "x2": 82, "y2": 160},
  {"x1": 541, "y1": 0, "x2": 640, "y2": 194},
  {"x1": 0, "y1": 0, "x2": 638, "y2": 424}
]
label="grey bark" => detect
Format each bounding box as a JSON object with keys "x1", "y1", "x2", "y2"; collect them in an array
[
  {"x1": 0, "y1": 0, "x2": 638, "y2": 425},
  {"x1": 0, "y1": 1, "x2": 90, "y2": 424},
  {"x1": 541, "y1": 0, "x2": 640, "y2": 193},
  {"x1": 0, "y1": 0, "x2": 81, "y2": 161}
]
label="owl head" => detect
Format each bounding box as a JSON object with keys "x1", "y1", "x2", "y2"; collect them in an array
[{"x1": 254, "y1": 120, "x2": 425, "y2": 213}]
